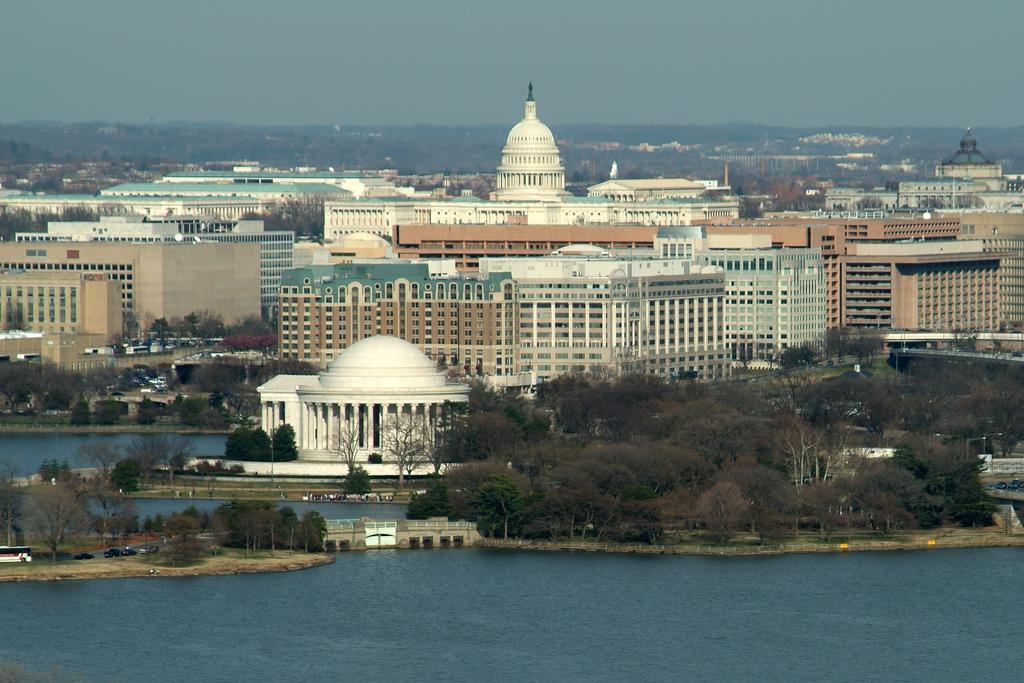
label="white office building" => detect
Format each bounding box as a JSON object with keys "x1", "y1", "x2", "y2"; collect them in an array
[
  {"x1": 479, "y1": 246, "x2": 729, "y2": 380},
  {"x1": 656, "y1": 228, "x2": 826, "y2": 361},
  {"x1": 17, "y1": 215, "x2": 293, "y2": 316}
]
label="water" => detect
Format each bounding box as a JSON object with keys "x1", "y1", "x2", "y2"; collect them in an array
[
  {"x1": 129, "y1": 498, "x2": 405, "y2": 521},
  {"x1": 0, "y1": 432, "x2": 227, "y2": 477},
  {"x1": 0, "y1": 547, "x2": 1017, "y2": 682}
]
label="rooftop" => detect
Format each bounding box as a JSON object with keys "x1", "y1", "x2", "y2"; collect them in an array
[
  {"x1": 165, "y1": 170, "x2": 366, "y2": 180},
  {"x1": 589, "y1": 178, "x2": 706, "y2": 190},
  {"x1": 942, "y1": 128, "x2": 995, "y2": 166},
  {"x1": 280, "y1": 261, "x2": 512, "y2": 288},
  {"x1": 102, "y1": 182, "x2": 350, "y2": 196}
]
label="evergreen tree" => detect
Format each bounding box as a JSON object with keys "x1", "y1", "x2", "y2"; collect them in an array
[
  {"x1": 949, "y1": 457, "x2": 997, "y2": 527},
  {"x1": 111, "y1": 458, "x2": 141, "y2": 492},
  {"x1": 225, "y1": 427, "x2": 273, "y2": 461},
  {"x1": 38, "y1": 459, "x2": 70, "y2": 482},
  {"x1": 70, "y1": 396, "x2": 91, "y2": 426},
  {"x1": 472, "y1": 476, "x2": 525, "y2": 539},
  {"x1": 407, "y1": 479, "x2": 451, "y2": 519},
  {"x1": 224, "y1": 428, "x2": 253, "y2": 460},
  {"x1": 342, "y1": 466, "x2": 371, "y2": 495},
  {"x1": 177, "y1": 397, "x2": 205, "y2": 427},
  {"x1": 93, "y1": 400, "x2": 121, "y2": 426},
  {"x1": 250, "y1": 428, "x2": 272, "y2": 460},
  {"x1": 136, "y1": 397, "x2": 158, "y2": 425},
  {"x1": 271, "y1": 424, "x2": 298, "y2": 462}
]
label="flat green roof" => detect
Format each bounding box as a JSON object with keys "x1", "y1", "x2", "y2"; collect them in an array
[
  {"x1": 166, "y1": 170, "x2": 365, "y2": 179},
  {"x1": 281, "y1": 262, "x2": 512, "y2": 289},
  {"x1": 101, "y1": 182, "x2": 349, "y2": 195}
]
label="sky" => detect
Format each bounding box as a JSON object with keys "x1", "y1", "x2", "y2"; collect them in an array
[{"x1": 1, "y1": 0, "x2": 1021, "y2": 127}]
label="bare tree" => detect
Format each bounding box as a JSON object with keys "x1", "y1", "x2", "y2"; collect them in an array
[
  {"x1": 87, "y1": 479, "x2": 133, "y2": 544},
  {"x1": 0, "y1": 461, "x2": 24, "y2": 545},
  {"x1": 780, "y1": 417, "x2": 821, "y2": 487},
  {"x1": 125, "y1": 435, "x2": 164, "y2": 488},
  {"x1": 29, "y1": 483, "x2": 87, "y2": 561},
  {"x1": 163, "y1": 435, "x2": 195, "y2": 483},
  {"x1": 331, "y1": 418, "x2": 362, "y2": 475},
  {"x1": 382, "y1": 411, "x2": 431, "y2": 488},
  {"x1": 697, "y1": 481, "x2": 747, "y2": 545},
  {"x1": 77, "y1": 443, "x2": 123, "y2": 483},
  {"x1": 223, "y1": 390, "x2": 259, "y2": 424},
  {"x1": 779, "y1": 417, "x2": 848, "y2": 486},
  {"x1": 125, "y1": 434, "x2": 192, "y2": 485}
]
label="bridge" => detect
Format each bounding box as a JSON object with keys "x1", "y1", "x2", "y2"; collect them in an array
[
  {"x1": 325, "y1": 518, "x2": 480, "y2": 550},
  {"x1": 171, "y1": 350, "x2": 271, "y2": 383},
  {"x1": 884, "y1": 331, "x2": 1024, "y2": 349},
  {"x1": 889, "y1": 347, "x2": 1024, "y2": 371}
]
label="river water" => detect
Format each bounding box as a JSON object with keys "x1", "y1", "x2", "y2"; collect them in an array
[
  {"x1": 0, "y1": 546, "x2": 1018, "y2": 682},
  {"x1": 1, "y1": 433, "x2": 1016, "y2": 680},
  {"x1": 0, "y1": 432, "x2": 227, "y2": 477}
]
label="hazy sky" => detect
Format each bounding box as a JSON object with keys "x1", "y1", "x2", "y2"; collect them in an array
[{"x1": 1, "y1": 0, "x2": 1021, "y2": 127}]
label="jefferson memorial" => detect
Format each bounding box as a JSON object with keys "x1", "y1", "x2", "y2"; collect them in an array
[{"x1": 257, "y1": 335, "x2": 469, "y2": 461}]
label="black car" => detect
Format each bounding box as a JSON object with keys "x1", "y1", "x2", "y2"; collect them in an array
[
  {"x1": 121, "y1": 547, "x2": 138, "y2": 556},
  {"x1": 103, "y1": 548, "x2": 123, "y2": 558},
  {"x1": 73, "y1": 552, "x2": 94, "y2": 560}
]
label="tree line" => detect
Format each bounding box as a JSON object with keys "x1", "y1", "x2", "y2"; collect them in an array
[
  {"x1": 412, "y1": 360, "x2": 1013, "y2": 545},
  {"x1": 0, "y1": 435, "x2": 197, "y2": 559},
  {"x1": 0, "y1": 435, "x2": 327, "y2": 562}
]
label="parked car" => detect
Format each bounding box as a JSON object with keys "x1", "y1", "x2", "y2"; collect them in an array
[
  {"x1": 103, "y1": 548, "x2": 123, "y2": 558},
  {"x1": 73, "y1": 552, "x2": 94, "y2": 560},
  {"x1": 121, "y1": 547, "x2": 138, "y2": 556},
  {"x1": 137, "y1": 546, "x2": 160, "y2": 554}
]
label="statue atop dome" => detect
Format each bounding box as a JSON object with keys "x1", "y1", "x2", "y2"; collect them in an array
[{"x1": 491, "y1": 84, "x2": 568, "y2": 202}]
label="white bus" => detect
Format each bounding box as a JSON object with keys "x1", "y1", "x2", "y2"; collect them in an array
[{"x1": 0, "y1": 546, "x2": 32, "y2": 562}]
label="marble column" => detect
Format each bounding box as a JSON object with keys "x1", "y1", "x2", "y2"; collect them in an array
[
  {"x1": 326, "y1": 403, "x2": 335, "y2": 453},
  {"x1": 358, "y1": 403, "x2": 367, "y2": 449},
  {"x1": 319, "y1": 403, "x2": 328, "y2": 450},
  {"x1": 306, "y1": 403, "x2": 315, "y2": 450}
]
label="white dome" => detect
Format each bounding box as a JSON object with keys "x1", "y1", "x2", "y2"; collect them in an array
[
  {"x1": 551, "y1": 243, "x2": 610, "y2": 257},
  {"x1": 491, "y1": 84, "x2": 568, "y2": 202},
  {"x1": 313, "y1": 335, "x2": 453, "y2": 393},
  {"x1": 505, "y1": 117, "x2": 557, "y2": 149}
]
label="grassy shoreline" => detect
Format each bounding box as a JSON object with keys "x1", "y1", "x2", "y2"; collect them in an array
[
  {"x1": 477, "y1": 530, "x2": 1024, "y2": 556},
  {"x1": 0, "y1": 549, "x2": 333, "y2": 583}
]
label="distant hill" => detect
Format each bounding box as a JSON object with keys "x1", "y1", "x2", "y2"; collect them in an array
[
  {"x1": 0, "y1": 122, "x2": 1022, "y2": 181},
  {"x1": 0, "y1": 138, "x2": 52, "y2": 164}
]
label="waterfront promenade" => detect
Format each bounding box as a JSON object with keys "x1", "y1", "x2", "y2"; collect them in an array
[{"x1": 477, "y1": 530, "x2": 1024, "y2": 556}]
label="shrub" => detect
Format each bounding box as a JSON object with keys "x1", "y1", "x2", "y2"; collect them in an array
[{"x1": 343, "y1": 466, "x2": 371, "y2": 495}]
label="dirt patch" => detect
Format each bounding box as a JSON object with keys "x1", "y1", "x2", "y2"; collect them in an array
[{"x1": 0, "y1": 552, "x2": 334, "y2": 583}]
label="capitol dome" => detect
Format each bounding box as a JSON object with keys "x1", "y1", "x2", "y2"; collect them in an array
[{"x1": 492, "y1": 83, "x2": 569, "y2": 202}]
